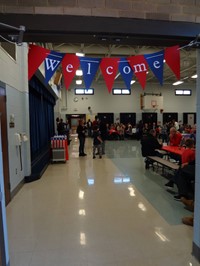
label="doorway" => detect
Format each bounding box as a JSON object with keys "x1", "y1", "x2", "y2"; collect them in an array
[
  {"x1": 0, "y1": 86, "x2": 10, "y2": 205},
  {"x1": 183, "y1": 112, "x2": 196, "y2": 125},
  {"x1": 120, "y1": 113, "x2": 136, "y2": 126},
  {"x1": 142, "y1": 113, "x2": 157, "y2": 125},
  {"x1": 97, "y1": 113, "x2": 114, "y2": 125},
  {"x1": 163, "y1": 112, "x2": 178, "y2": 124}
]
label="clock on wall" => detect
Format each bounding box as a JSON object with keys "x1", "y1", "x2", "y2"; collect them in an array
[{"x1": 74, "y1": 97, "x2": 78, "y2": 102}]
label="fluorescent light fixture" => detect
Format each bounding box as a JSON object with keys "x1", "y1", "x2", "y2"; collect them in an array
[
  {"x1": 191, "y1": 74, "x2": 198, "y2": 79},
  {"x1": 85, "y1": 89, "x2": 93, "y2": 94},
  {"x1": 115, "y1": 73, "x2": 120, "y2": 79},
  {"x1": 130, "y1": 80, "x2": 136, "y2": 85},
  {"x1": 172, "y1": 80, "x2": 184, "y2": 86},
  {"x1": 76, "y1": 80, "x2": 82, "y2": 85},
  {"x1": 113, "y1": 89, "x2": 121, "y2": 94},
  {"x1": 113, "y1": 88, "x2": 131, "y2": 95},
  {"x1": 175, "y1": 89, "x2": 191, "y2": 96},
  {"x1": 75, "y1": 88, "x2": 94, "y2": 95},
  {"x1": 75, "y1": 89, "x2": 85, "y2": 94},
  {"x1": 76, "y1": 52, "x2": 85, "y2": 57},
  {"x1": 122, "y1": 89, "x2": 130, "y2": 94},
  {"x1": 76, "y1": 70, "x2": 83, "y2": 76}
]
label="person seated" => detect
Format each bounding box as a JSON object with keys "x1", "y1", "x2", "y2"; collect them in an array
[
  {"x1": 165, "y1": 139, "x2": 195, "y2": 200},
  {"x1": 141, "y1": 129, "x2": 162, "y2": 169},
  {"x1": 173, "y1": 159, "x2": 195, "y2": 201},
  {"x1": 169, "y1": 127, "x2": 182, "y2": 146}
]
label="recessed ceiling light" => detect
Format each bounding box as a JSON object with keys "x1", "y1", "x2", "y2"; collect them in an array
[
  {"x1": 76, "y1": 70, "x2": 83, "y2": 76},
  {"x1": 172, "y1": 80, "x2": 184, "y2": 86},
  {"x1": 76, "y1": 80, "x2": 82, "y2": 85},
  {"x1": 191, "y1": 74, "x2": 198, "y2": 79},
  {"x1": 130, "y1": 80, "x2": 136, "y2": 84},
  {"x1": 76, "y1": 53, "x2": 85, "y2": 57}
]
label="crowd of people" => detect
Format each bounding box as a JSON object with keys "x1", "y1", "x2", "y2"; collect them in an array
[
  {"x1": 140, "y1": 120, "x2": 196, "y2": 227},
  {"x1": 55, "y1": 116, "x2": 196, "y2": 226}
]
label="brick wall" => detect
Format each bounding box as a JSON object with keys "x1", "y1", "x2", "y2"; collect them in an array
[{"x1": 0, "y1": 0, "x2": 200, "y2": 23}]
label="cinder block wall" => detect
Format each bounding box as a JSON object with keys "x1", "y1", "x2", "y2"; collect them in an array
[{"x1": 0, "y1": 0, "x2": 200, "y2": 23}]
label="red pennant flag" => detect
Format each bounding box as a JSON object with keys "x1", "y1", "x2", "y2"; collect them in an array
[
  {"x1": 100, "y1": 58, "x2": 119, "y2": 93},
  {"x1": 128, "y1": 55, "x2": 148, "y2": 90},
  {"x1": 28, "y1": 44, "x2": 50, "y2": 80},
  {"x1": 164, "y1": 45, "x2": 180, "y2": 80},
  {"x1": 62, "y1": 54, "x2": 80, "y2": 90}
]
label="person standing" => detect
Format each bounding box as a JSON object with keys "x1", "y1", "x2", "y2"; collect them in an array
[
  {"x1": 92, "y1": 126, "x2": 103, "y2": 159},
  {"x1": 76, "y1": 119, "x2": 87, "y2": 157}
]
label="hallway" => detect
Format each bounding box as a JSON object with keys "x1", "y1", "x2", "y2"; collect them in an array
[{"x1": 6, "y1": 136, "x2": 198, "y2": 266}]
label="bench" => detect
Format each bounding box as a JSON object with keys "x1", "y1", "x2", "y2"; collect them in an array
[{"x1": 146, "y1": 156, "x2": 180, "y2": 173}]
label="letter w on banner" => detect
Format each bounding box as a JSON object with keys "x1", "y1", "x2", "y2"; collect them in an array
[
  {"x1": 128, "y1": 55, "x2": 148, "y2": 90},
  {"x1": 62, "y1": 54, "x2": 80, "y2": 90},
  {"x1": 80, "y1": 57, "x2": 101, "y2": 89},
  {"x1": 100, "y1": 58, "x2": 119, "y2": 93},
  {"x1": 44, "y1": 51, "x2": 65, "y2": 84},
  {"x1": 28, "y1": 44, "x2": 50, "y2": 80}
]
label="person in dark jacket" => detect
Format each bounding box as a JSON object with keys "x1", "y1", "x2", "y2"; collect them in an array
[
  {"x1": 76, "y1": 119, "x2": 87, "y2": 157},
  {"x1": 141, "y1": 129, "x2": 162, "y2": 169}
]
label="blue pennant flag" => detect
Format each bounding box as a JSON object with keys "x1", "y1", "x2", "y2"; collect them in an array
[
  {"x1": 79, "y1": 57, "x2": 101, "y2": 89},
  {"x1": 119, "y1": 58, "x2": 133, "y2": 90},
  {"x1": 45, "y1": 51, "x2": 65, "y2": 84},
  {"x1": 144, "y1": 51, "x2": 164, "y2": 85}
]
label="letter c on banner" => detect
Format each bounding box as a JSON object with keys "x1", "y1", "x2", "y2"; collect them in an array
[{"x1": 106, "y1": 66, "x2": 113, "y2": 75}]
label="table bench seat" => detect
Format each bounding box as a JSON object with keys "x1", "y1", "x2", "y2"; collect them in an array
[{"x1": 146, "y1": 156, "x2": 180, "y2": 172}]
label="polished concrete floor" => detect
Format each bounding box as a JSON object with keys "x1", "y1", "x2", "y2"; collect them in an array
[{"x1": 6, "y1": 136, "x2": 199, "y2": 266}]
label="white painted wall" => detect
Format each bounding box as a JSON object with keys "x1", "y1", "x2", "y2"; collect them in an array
[
  {"x1": 0, "y1": 119, "x2": 9, "y2": 265},
  {"x1": 60, "y1": 81, "x2": 196, "y2": 124},
  {"x1": 0, "y1": 44, "x2": 31, "y2": 192}
]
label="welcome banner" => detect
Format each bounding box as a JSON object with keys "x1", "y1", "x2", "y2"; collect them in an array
[{"x1": 28, "y1": 44, "x2": 180, "y2": 92}]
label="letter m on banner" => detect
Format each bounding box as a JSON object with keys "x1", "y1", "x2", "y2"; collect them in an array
[{"x1": 45, "y1": 51, "x2": 65, "y2": 84}]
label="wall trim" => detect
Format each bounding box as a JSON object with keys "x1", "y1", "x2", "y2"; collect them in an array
[
  {"x1": 192, "y1": 242, "x2": 200, "y2": 263},
  {"x1": 10, "y1": 179, "x2": 24, "y2": 200}
]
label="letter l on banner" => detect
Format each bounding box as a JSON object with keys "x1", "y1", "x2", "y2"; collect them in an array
[{"x1": 80, "y1": 57, "x2": 101, "y2": 89}]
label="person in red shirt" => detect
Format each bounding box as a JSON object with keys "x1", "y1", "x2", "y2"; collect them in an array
[
  {"x1": 181, "y1": 138, "x2": 195, "y2": 166},
  {"x1": 169, "y1": 127, "x2": 182, "y2": 146}
]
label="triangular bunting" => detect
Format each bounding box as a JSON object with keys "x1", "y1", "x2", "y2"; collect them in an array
[
  {"x1": 62, "y1": 54, "x2": 80, "y2": 90},
  {"x1": 44, "y1": 51, "x2": 65, "y2": 84},
  {"x1": 80, "y1": 57, "x2": 101, "y2": 89},
  {"x1": 128, "y1": 55, "x2": 148, "y2": 90},
  {"x1": 100, "y1": 58, "x2": 119, "y2": 93},
  {"x1": 164, "y1": 45, "x2": 180, "y2": 80},
  {"x1": 144, "y1": 50, "x2": 164, "y2": 85},
  {"x1": 28, "y1": 44, "x2": 50, "y2": 80}
]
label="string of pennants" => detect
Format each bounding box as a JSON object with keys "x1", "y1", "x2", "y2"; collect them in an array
[{"x1": 28, "y1": 44, "x2": 180, "y2": 92}]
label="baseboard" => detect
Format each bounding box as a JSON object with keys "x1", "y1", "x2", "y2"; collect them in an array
[
  {"x1": 192, "y1": 241, "x2": 200, "y2": 263},
  {"x1": 10, "y1": 179, "x2": 24, "y2": 199}
]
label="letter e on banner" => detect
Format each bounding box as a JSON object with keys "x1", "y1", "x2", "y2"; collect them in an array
[{"x1": 62, "y1": 54, "x2": 80, "y2": 90}]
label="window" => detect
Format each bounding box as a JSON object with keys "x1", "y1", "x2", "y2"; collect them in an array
[
  {"x1": 0, "y1": 42, "x2": 16, "y2": 61},
  {"x1": 175, "y1": 89, "x2": 192, "y2": 96},
  {"x1": 112, "y1": 88, "x2": 131, "y2": 95},
  {"x1": 75, "y1": 88, "x2": 94, "y2": 95}
]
